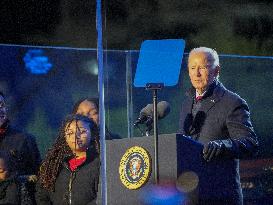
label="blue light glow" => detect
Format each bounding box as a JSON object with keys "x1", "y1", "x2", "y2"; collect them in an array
[
  {"x1": 23, "y1": 49, "x2": 53, "y2": 74},
  {"x1": 140, "y1": 181, "x2": 185, "y2": 205}
]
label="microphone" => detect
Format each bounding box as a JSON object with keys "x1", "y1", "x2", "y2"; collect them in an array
[
  {"x1": 134, "y1": 101, "x2": 170, "y2": 126},
  {"x1": 145, "y1": 101, "x2": 170, "y2": 127},
  {"x1": 157, "y1": 101, "x2": 171, "y2": 119},
  {"x1": 133, "y1": 104, "x2": 153, "y2": 126}
]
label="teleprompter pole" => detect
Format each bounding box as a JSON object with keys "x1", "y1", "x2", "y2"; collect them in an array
[{"x1": 146, "y1": 83, "x2": 164, "y2": 184}]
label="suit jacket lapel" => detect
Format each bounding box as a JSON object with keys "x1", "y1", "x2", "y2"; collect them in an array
[
  {"x1": 200, "y1": 95, "x2": 220, "y2": 114},
  {"x1": 183, "y1": 81, "x2": 226, "y2": 136},
  {"x1": 200, "y1": 81, "x2": 225, "y2": 114}
]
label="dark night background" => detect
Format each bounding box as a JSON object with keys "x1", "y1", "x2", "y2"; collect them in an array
[
  {"x1": 0, "y1": 0, "x2": 272, "y2": 55},
  {"x1": 0, "y1": 1, "x2": 273, "y2": 204}
]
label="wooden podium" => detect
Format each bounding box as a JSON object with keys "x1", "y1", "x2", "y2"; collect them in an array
[{"x1": 104, "y1": 133, "x2": 204, "y2": 205}]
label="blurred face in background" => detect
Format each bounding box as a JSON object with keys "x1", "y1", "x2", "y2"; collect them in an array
[
  {"x1": 188, "y1": 51, "x2": 219, "y2": 95},
  {"x1": 65, "y1": 120, "x2": 92, "y2": 153},
  {"x1": 0, "y1": 158, "x2": 9, "y2": 180},
  {"x1": 76, "y1": 100, "x2": 99, "y2": 125},
  {"x1": 0, "y1": 95, "x2": 8, "y2": 127}
]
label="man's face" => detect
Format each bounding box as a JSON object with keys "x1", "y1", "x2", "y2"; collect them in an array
[
  {"x1": 65, "y1": 120, "x2": 92, "y2": 153},
  {"x1": 76, "y1": 100, "x2": 99, "y2": 125},
  {"x1": 0, "y1": 95, "x2": 8, "y2": 127},
  {"x1": 0, "y1": 158, "x2": 9, "y2": 180},
  {"x1": 188, "y1": 52, "x2": 219, "y2": 94}
]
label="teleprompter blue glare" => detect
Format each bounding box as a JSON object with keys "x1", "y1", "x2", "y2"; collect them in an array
[{"x1": 134, "y1": 39, "x2": 185, "y2": 87}]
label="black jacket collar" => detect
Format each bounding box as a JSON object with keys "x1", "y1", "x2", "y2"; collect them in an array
[{"x1": 63, "y1": 145, "x2": 99, "y2": 171}]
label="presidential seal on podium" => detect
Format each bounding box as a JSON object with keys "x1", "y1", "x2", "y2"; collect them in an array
[{"x1": 119, "y1": 146, "x2": 152, "y2": 189}]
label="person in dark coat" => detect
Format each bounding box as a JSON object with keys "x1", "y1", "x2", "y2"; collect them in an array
[
  {"x1": 0, "y1": 150, "x2": 35, "y2": 205},
  {"x1": 0, "y1": 91, "x2": 41, "y2": 176},
  {"x1": 0, "y1": 91, "x2": 40, "y2": 205},
  {"x1": 179, "y1": 47, "x2": 259, "y2": 205},
  {"x1": 35, "y1": 114, "x2": 100, "y2": 205}
]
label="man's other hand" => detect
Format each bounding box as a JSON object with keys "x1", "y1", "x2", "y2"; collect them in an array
[{"x1": 203, "y1": 140, "x2": 225, "y2": 162}]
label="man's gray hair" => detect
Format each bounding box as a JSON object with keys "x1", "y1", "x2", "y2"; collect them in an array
[{"x1": 189, "y1": 47, "x2": 220, "y2": 69}]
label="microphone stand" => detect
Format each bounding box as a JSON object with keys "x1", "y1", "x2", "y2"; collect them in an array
[
  {"x1": 145, "y1": 124, "x2": 152, "y2": 136},
  {"x1": 146, "y1": 83, "x2": 163, "y2": 184},
  {"x1": 134, "y1": 124, "x2": 145, "y2": 137}
]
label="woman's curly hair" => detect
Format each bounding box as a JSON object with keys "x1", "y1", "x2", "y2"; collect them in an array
[{"x1": 38, "y1": 114, "x2": 99, "y2": 191}]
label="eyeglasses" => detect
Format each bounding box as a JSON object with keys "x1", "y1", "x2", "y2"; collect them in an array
[{"x1": 65, "y1": 129, "x2": 89, "y2": 138}]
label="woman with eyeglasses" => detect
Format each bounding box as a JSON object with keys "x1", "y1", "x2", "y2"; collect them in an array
[{"x1": 35, "y1": 114, "x2": 100, "y2": 205}]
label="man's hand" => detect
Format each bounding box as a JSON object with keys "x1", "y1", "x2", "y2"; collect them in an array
[{"x1": 203, "y1": 140, "x2": 225, "y2": 162}]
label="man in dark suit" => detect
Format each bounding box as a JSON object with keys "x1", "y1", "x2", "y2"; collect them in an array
[{"x1": 179, "y1": 47, "x2": 258, "y2": 205}]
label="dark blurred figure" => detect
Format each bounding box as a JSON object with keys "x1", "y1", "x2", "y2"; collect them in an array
[
  {"x1": 35, "y1": 114, "x2": 100, "y2": 205},
  {"x1": 0, "y1": 150, "x2": 35, "y2": 205},
  {"x1": 72, "y1": 97, "x2": 121, "y2": 140},
  {"x1": 0, "y1": 91, "x2": 41, "y2": 204},
  {"x1": 0, "y1": 91, "x2": 41, "y2": 175},
  {"x1": 179, "y1": 47, "x2": 259, "y2": 205}
]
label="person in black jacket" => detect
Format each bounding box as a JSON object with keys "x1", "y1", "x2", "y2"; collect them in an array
[
  {"x1": 0, "y1": 150, "x2": 18, "y2": 205},
  {"x1": 0, "y1": 150, "x2": 35, "y2": 205},
  {"x1": 35, "y1": 114, "x2": 100, "y2": 205},
  {"x1": 0, "y1": 91, "x2": 41, "y2": 176},
  {"x1": 0, "y1": 91, "x2": 40, "y2": 205}
]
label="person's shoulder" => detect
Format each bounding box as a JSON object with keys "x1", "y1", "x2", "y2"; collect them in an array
[
  {"x1": 221, "y1": 86, "x2": 248, "y2": 107},
  {"x1": 92, "y1": 153, "x2": 100, "y2": 166},
  {"x1": 93, "y1": 158, "x2": 100, "y2": 171},
  {"x1": 80, "y1": 154, "x2": 100, "y2": 176},
  {"x1": 7, "y1": 126, "x2": 32, "y2": 140},
  {"x1": 6, "y1": 126, "x2": 26, "y2": 139}
]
